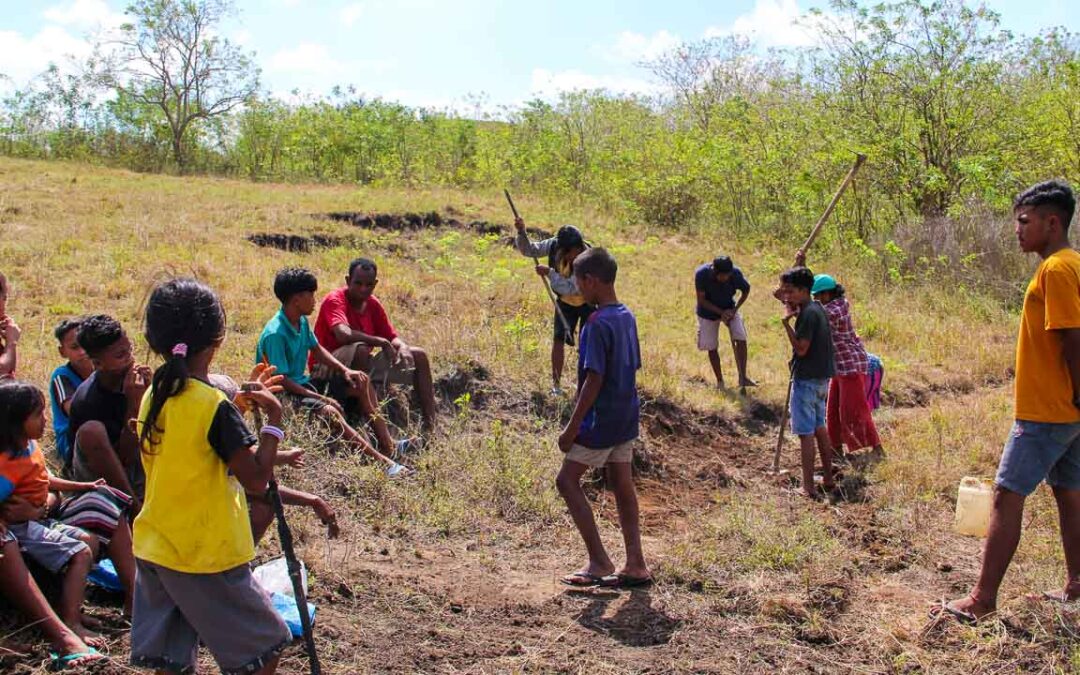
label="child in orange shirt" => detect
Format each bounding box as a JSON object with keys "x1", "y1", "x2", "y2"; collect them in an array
[{"x1": 0, "y1": 380, "x2": 133, "y2": 664}]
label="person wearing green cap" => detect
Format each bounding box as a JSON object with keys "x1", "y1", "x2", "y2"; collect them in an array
[{"x1": 811, "y1": 274, "x2": 883, "y2": 458}]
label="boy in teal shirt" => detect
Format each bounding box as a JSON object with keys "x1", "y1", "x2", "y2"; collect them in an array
[{"x1": 257, "y1": 268, "x2": 411, "y2": 477}]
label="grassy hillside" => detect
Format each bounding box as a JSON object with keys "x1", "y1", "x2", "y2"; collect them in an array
[{"x1": 1, "y1": 157, "x2": 1074, "y2": 674}]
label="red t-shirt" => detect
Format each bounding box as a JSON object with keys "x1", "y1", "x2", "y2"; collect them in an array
[{"x1": 311, "y1": 288, "x2": 398, "y2": 367}]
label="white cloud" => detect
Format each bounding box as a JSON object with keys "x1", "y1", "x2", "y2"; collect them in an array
[
  {"x1": 603, "y1": 29, "x2": 682, "y2": 63},
  {"x1": 43, "y1": 0, "x2": 125, "y2": 30},
  {"x1": 340, "y1": 2, "x2": 365, "y2": 26},
  {"x1": 0, "y1": 26, "x2": 94, "y2": 88},
  {"x1": 529, "y1": 68, "x2": 661, "y2": 99},
  {"x1": 232, "y1": 29, "x2": 253, "y2": 47},
  {"x1": 268, "y1": 43, "x2": 345, "y2": 74},
  {"x1": 705, "y1": 0, "x2": 822, "y2": 48}
]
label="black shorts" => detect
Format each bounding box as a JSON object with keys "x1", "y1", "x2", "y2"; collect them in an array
[{"x1": 553, "y1": 301, "x2": 594, "y2": 344}]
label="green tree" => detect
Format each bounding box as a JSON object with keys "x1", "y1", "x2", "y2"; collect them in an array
[{"x1": 98, "y1": 0, "x2": 259, "y2": 172}]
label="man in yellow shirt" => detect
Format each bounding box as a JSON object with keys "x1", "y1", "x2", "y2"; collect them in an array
[{"x1": 943, "y1": 180, "x2": 1080, "y2": 622}]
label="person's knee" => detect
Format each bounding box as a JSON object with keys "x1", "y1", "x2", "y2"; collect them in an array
[
  {"x1": 70, "y1": 544, "x2": 93, "y2": 568},
  {"x1": 555, "y1": 469, "x2": 579, "y2": 495},
  {"x1": 75, "y1": 422, "x2": 110, "y2": 454},
  {"x1": 994, "y1": 485, "x2": 1027, "y2": 509},
  {"x1": 350, "y1": 345, "x2": 371, "y2": 370},
  {"x1": 411, "y1": 347, "x2": 428, "y2": 365}
]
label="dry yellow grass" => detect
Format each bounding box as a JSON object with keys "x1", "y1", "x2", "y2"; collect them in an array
[{"x1": 1, "y1": 157, "x2": 1075, "y2": 674}]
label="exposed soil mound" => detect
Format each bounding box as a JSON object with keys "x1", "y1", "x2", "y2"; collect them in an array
[
  {"x1": 247, "y1": 232, "x2": 347, "y2": 252},
  {"x1": 640, "y1": 394, "x2": 738, "y2": 440},
  {"x1": 320, "y1": 211, "x2": 553, "y2": 240},
  {"x1": 435, "y1": 359, "x2": 492, "y2": 409}
]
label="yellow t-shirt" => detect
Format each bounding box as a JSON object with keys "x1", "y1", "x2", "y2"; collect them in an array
[
  {"x1": 133, "y1": 379, "x2": 256, "y2": 573},
  {"x1": 1015, "y1": 248, "x2": 1080, "y2": 423}
]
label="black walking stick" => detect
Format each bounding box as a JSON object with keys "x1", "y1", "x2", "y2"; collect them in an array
[
  {"x1": 504, "y1": 189, "x2": 576, "y2": 346},
  {"x1": 246, "y1": 385, "x2": 322, "y2": 675}
]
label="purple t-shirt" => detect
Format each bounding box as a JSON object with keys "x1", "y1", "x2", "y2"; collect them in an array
[{"x1": 575, "y1": 303, "x2": 642, "y2": 449}]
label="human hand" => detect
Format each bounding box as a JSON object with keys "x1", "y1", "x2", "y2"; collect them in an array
[
  {"x1": 397, "y1": 344, "x2": 414, "y2": 369},
  {"x1": 721, "y1": 309, "x2": 735, "y2": 324},
  {"x1": 244, "y1": 387, "x2": 283, "y2": 426},
  {"x1": 246, "y1": 363, "x2": 284, "y2": 393},
  {"x1": 535, "y1": 264, "x2": 550, "y2": 277},
  {"x1": 124, "y1": 364, "x2": 153, "y2": 405},
  {"x1": 0, "y1": 316, "x2": 20, "y2": 345},
  {"x1": 313, "y1": 499, "x2": 340, "y2": 538},
  {"x1": 82, "y1": 479, "x2": 107, "y2": 491},
  {"x1": 794, "y1": 250, "x2": 807, "y2": 267},
  {"x1": 514, "y1": 216, "x2": 526, "y2": 233},
  {"x1": 557, "y1": 427, "x2": 576, "y2": 454},
  {"x1": 343, "y1": 368, "x2": 368, "y2": 390},
  {"x1": 783, "y1": 305, "x2": 800, "y2": 322},
  {"x1": 0, "y1": 496, "x2": 46, "y2": 524},
  {"x1": 278, "y1": 447, "x2": 306, "y2": 468}
]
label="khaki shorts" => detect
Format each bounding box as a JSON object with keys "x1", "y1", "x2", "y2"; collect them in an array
[
  {"x1": 697, "y1": 313, "x2": 747, "y2": 350},
  {"x1": 314, "y1": 343, "x2": 415, "y2": 390},
  {"x1": 565, "y1": 439, "x2": 637, "y2": 468}
]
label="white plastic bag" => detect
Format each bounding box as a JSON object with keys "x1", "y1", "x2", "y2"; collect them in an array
[{"x1": 253, "y1": 557, "x2": 308, "y2": 598}]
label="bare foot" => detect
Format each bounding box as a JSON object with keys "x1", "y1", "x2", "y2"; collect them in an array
[
  {"x1": 935, "y1": 595, "x2": 996, "y2": 623},
  {"x1": 71, "y1": 623, "x2": 107, "y2": 649}
]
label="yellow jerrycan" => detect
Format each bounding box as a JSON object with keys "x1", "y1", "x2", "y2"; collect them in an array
[{"x1": 954, "y1": 477, "x2": 993, "y2": 537}]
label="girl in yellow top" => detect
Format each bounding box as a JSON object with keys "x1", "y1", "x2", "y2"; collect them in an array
[{"x1": 130, "y1": 278, "x2": 292, "y2": 675}]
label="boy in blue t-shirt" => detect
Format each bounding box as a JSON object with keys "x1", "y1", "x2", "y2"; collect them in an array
[
  {"x1": 48, "y1": 318, "x2": 94, "y2": 465},
  {"x1": 694, "y1": 255, "x2": 755, "y2": 390},
  {"x1": 556, "y1": 248, "x2": 650, "y2": 588}
]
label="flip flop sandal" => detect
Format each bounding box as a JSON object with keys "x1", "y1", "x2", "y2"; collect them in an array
[
  {"x1": 599, "y1": 574, "x2": 654, "y2": 589},
  {"x1": 929, "y1": 600, "x2": 979, "y2": 624},
  {"x1": 560, "y1": 572, "x2": 607, "y2": 587},
  {"x1": 50, "y1": 647, "x2": 104, "y2": 671},
  {"x1": 1041, "y1": 590, "x2": 1079, "y2": 604}
]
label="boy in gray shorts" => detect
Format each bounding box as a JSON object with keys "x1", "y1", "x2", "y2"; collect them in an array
[{"x1": 555, "y1": 248, "x2": 651, "y2": 589}]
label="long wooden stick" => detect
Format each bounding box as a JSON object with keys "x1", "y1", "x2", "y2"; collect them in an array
[
  {"x1": 772, "y1": 371, "x2": 794, "y2": 474},
  {"x1": 504, "y1": 189, "x2": 576, "y2": 347},
  {"x1": 797, "y1": 153, "x2": 867, "y2": 259},
  {"x1": 247, "y1": 388, "x2": 321, "y2": 675},
  {"x1": 773, "y1": 152, "x2": 867, "y2": 474}
]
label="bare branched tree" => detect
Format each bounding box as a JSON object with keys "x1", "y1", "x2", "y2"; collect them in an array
[{"x1": 98, "y1": 0, "x2": 259, "y2": 172}]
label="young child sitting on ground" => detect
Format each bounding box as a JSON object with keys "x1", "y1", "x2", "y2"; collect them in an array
[
  {"x1": 67, "y1": 315, "x2": 151, "y2": 507},
  {"x1": 258, "y1": 267, "x2": 411, "y2": 477},
  {"x1": 555, "y1": 248, "x2": 651, "y2": 588},
  {"x1": 779, "y1": 266, "x2": 838, "y2": 500},
  {"x1": 130, "y1": 278, "x2": 292, "y2": 674},
  {"x1": 0, "y1": 380, "x2": 136, "y2": 651},
  {"x1": 49, "y1": 318, "x2": 94, "y2": 466},
  {"x1": 0, "y1": 520, "x2": 106, "y2": 669}
]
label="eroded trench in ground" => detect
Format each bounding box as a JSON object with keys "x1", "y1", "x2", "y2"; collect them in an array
[{"x1": 246, "y1": 209, "x2": 553, "y2": 252}]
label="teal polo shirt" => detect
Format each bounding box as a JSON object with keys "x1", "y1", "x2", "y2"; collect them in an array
[{"x1": 256, "y1": 309, "x2": 319, "y2": 385}]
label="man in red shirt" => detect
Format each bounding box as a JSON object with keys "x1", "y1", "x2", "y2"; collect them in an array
[{"x1": 313, "y1": 258, "x2": 438, "y2": 432}]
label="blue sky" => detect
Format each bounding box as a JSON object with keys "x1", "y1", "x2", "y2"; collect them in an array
[{"x1": 0, "y1": 0, "x2": 1072, "y2": 110}]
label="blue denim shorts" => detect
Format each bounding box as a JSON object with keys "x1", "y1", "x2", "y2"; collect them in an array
[
  {"x1": 996, "y1": 420, "x2": 1080, "y2": 496},
  {"x1": 790, "y1": 378, "x2": 829, "y2": 436}
]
